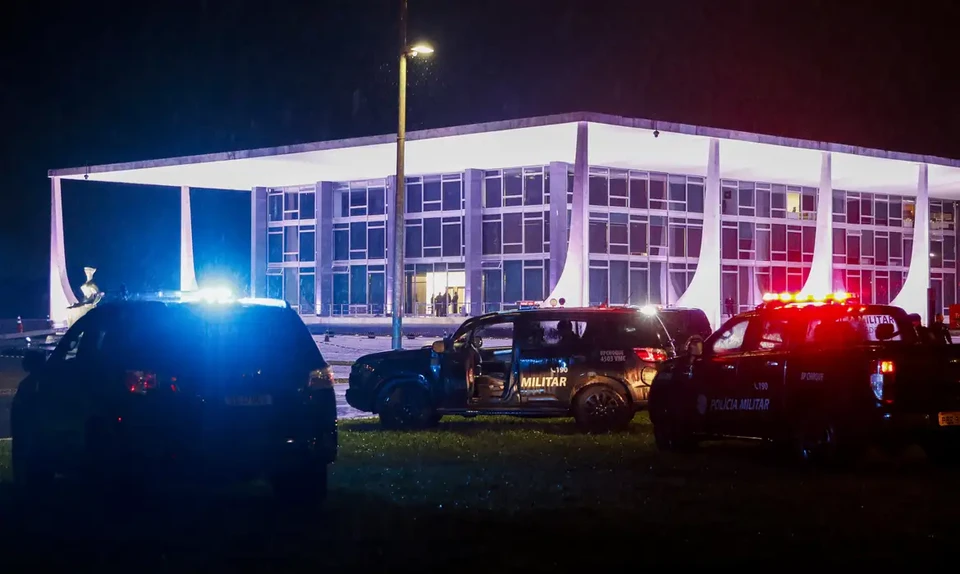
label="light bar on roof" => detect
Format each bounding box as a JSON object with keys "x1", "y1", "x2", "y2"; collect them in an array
[{"x1": 759, "y1": 291, "x2": 857, "y2": 308}]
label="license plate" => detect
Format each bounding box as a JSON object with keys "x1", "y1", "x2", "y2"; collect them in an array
[
  {"x1": 938, "y1": 412, "x2": 960, "y2": 426},
  {"x1": 225, "y1": 395, "x2": 273, "y2": 406}
]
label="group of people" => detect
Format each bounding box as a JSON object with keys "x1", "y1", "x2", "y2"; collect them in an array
[
  {"x1": 910, "y1": 313, "x2": 953, "y2": 345},
  {"x1": 432, "y1": 290, "x2": 459, "y2": 316}
]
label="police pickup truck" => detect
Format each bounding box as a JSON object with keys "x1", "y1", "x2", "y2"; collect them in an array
[
  {"x1": 649, "y1": 292, "x2": 960, "y2": 463},
  {"x1": 346, "y1": 307, "x2": 676, "y2": 432}
]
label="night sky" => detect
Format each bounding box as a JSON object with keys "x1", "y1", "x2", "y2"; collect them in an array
[{"x1": 1, "y1": 0, "x2": 958, "y2": 317}]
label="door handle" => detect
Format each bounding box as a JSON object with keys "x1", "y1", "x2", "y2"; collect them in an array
[
  {"x1": 722, "y1": 364, "x2": 735, "y2": 371},
  {"x1": 766, "y1": 361, "x2": 780, "y2": 367}
]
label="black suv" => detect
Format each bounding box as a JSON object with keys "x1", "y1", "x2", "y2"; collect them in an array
[
  {"x1": 649, "y1": 297, "x2": 960, "y2": 463},
  {"x1": 11, "y1": 296, "x2": 337, "y2": 501},
  {"x1": 655, "y1": 307, "x2": 713, "y2": 355},
  {"x1": 346, "y1": 307, "x2": 674, "y2": 432}
]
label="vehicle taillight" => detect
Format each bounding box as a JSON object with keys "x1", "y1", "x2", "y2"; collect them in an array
[
  {"x1": 308, "y1": 366, "x2": 335, "y2": 390},
  {"x1": 870, "y1": 359, "x2": 895, "y2": 404},
  {"x1": 126, "y1": 370, "x2": 158, "y2": 394},
  {"x1": 634, "y1": 348, "x2": 668, "y2": 363}
]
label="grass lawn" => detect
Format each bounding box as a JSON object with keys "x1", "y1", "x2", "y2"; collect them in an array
[{"x1": 0, "y1": 415, "x2": 959, "y2": 568}]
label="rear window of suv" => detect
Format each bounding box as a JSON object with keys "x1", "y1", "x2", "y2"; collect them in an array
[{"x1": 105, "y1": 303, "x2": 323, "y2": 373}]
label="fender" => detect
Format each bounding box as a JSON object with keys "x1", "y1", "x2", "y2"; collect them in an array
[{"x1": 372, "y1": 374, "x2": 433, "y2": 413}]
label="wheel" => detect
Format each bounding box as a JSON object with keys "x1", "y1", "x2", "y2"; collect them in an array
[
  {"x1": 377, "y1": 384, "x2": 436, "y2": 430},
  {"x1": 789, "y1": 419, "x2": 854, "y2": 467},
  {"x1": 573, "y1": 384, "x2": 633, "y2": 433},
  {"x1": 272, "y1": 462, "x2": 328, "y2": 507}
]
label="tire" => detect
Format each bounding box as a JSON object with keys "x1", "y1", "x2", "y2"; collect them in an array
[
  {"x1": 789, "y1": 418, "x2": 854, "y2": 467},
  {"x1": 377, "y1": 384, "x2": 436, "y2": 430},
  {"x1": 573, "y1": 383, "x2": 633, "y2": 433},
  {"x1": 272, "y1": 462, "x2": 328, "y2": 507}
]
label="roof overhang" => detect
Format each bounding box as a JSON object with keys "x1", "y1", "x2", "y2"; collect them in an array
[{"x1": 49, "y1": 111, "x2": 960, "y2": 199}]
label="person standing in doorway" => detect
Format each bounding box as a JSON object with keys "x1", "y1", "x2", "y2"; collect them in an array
[{"x1": 452, "y1": 290, "x2": 459, "y2": 315}]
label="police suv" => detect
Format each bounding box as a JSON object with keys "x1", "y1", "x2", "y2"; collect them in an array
[
  {"x1": 346, "y1": 307, "x2": 675, "y2": 432},
  {"x1": 648, "y1": 292, "x2": 960, "y2": 463},
  {"x1": 12, "y1": 290, "x2": 337, "y2": 501}
]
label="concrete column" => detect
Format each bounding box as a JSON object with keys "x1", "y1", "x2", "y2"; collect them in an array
[
  {"x1": 464, "y1": 169, "x2": 483, "y2": 316},
  {"x1": 548, "y1": 161, "x2": 571, "y2": 292},
  {"x1": 317, "y1": 182, "x2": 334, "y2": 316},
  {"x1": 543, "y1": 121, "x2": 588, "y2": 307},
  {"x1": 250, "y1": 187, "x2": 267, "y2": 298},
  {"x1": 892, "y1": 163, "x2": 931, "y2": 323},
  {"x1": 49, "y1": 177, "x2": 78, "y2": 325},
  {"x1": 180, "y1": 186, "x2": 199, "y2": 292},
  {"x1": 385, "y1": 176, "x2": 397, "y2": 315},
  {"x1": 801, "y1": 152, "x2": 833, "y2": 296},
  {"x1": 676, "y1": 138, "x2": 722, "y2": 330}
]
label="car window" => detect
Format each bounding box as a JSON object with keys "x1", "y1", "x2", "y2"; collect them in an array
[
  {"x1": 516, "y1": 318, "x2": 586, "y2": 350},
  {"x1": 711, "y1": 318, "x2": 751, "y2": 354},
  {"x1": 752, "y1": 319, "x2": 790, "y2": 351},
  {"x1": 803, "y1": 312, "x2": 906, "y2": 345},
  {"x1": 473, "y1": 319, "x2": 514, "y2": 350},
  {"x1": 518, "y1": 314, "x2": 668, "y2": 351}
]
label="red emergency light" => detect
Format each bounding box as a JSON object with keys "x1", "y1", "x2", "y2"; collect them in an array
[{"x1": 758, "y1": 290, "x2": 858, "y2": 309}]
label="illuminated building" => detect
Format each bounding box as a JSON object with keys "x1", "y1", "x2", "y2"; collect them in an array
[{"x1": 48, "y1": 113, "x2": 960, "y2": 329}]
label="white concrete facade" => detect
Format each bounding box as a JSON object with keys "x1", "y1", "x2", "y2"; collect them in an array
[{"x1": 48, "y1": 113, "x2": 960, "y2": 329}]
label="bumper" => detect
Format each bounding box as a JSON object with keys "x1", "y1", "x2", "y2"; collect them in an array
[
  {"x1": 868, "y1": 410, "x2": 960, "y2": 445},
  {"x1": 121, "y1": 389, "x2": 339, "y2": 479},
  {"x1": 346, "y1": 376, "x2": 376, "y2": 412}
]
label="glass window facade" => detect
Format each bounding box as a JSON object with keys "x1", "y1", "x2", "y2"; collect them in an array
[
  {"x1": 480, "y1": 166, "x2": 558, "y2": 312},
  {"x1": 332, "y1": 179, "x2": 389, "y2": 316},
  {"x1": 832, "y1": 191, "x2": 957, "y2": 314},
  {"x1": 404, "y1": 173, "x2": 466, "y2": 315},
  {"x1": 263, "y1": 160, "x2": 960, "y2": 320},
  {"x1": 585, "y1": 169, "x2": 704, "y2": 307},
  {"x1": 265, "y1": 185, "x2": 316, "y2": 313}
]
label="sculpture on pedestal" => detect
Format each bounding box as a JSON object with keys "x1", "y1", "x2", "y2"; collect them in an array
[{"x1": 66, "y1": 266, "x2": 103, "y2": 328}]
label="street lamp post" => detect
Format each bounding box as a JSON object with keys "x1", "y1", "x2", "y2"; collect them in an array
[{"x1": 391, "y1": 0, "x2": 433, "y2": 350}]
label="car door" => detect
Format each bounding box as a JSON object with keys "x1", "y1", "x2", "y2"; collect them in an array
[
  {"x1": 439, "y1": 323, "x2": 477, "y2": 408},
  {"x1": 514, "y1": 315, "x2": 573, "y2": 408},
  {"x1": 730, "y1": 316, "x2": 790, "y2": 437},
  {"x1": 441, "y1": 316, "x2": 515, "y2": 407},
  {"x1": 695, "y1": 315, "x2": 754, "y2": 434},
  {"x1": 31, "y1": 312, "x2": 112, "y2": 471}
]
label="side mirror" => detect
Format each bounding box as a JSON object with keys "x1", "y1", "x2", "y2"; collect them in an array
[
  {"x1": 876, "y1": 323, "x2": 896, "y2": 341},
  {"x1": 474, "y1": 337, "x2": 483, "y2": 349},
  {"x1": 22, "y1": 349, "x2": 46, "y2": 373},
  {"x1": 431, "y1": 340, "x2": 446, "y2": 354}
]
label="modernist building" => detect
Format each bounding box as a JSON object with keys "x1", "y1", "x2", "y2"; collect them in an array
[{"x1": 48, "y1": 112, "x2": 960, "y2": 330}]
